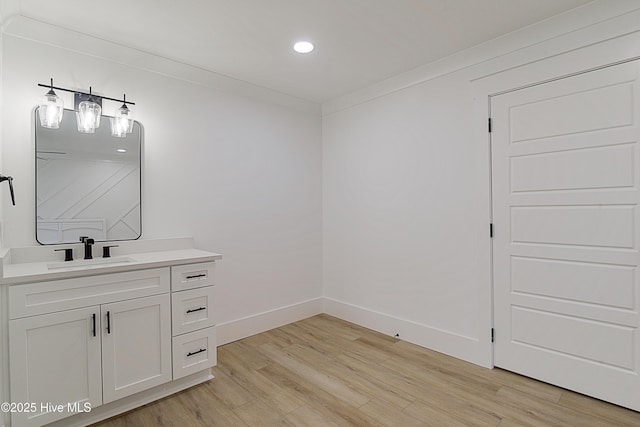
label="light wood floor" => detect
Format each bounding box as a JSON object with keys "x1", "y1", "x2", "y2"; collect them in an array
[{"x1": 93, "y1": 314, "x2": 640, "y2": 426}]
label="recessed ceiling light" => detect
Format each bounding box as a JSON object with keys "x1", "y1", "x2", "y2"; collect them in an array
[
  {"x1": 117, "y1": 148, "x2": 127, "y2": 153},
  {"x1": 293, "y1": 41, "x2": 314, "y2": 54}
]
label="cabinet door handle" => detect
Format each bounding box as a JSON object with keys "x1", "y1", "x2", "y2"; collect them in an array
[
  {"x1": 92, "y1": 313, "x2": 96, "y2": 337},
  {"x1": 186, "y1": 307, "x2": 207, "y2": 314},
  {"x1": 187, "y1": 348, "x2": 206, "y2": 357},
  {"x1": 186, "y1": 273, "x2": 206, "y2": 280},
  {"x1": 106, "y1": 311, "x2": 111, "y2": 334}
]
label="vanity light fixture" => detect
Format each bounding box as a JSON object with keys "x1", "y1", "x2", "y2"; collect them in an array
[
  {"x1": 37, "y1": 79, "x2": 136, "y2": 136},
  {"x1": 111, "y1": 94, "x2": 134, "y2": 138},
  {"x1": 293, "y1": 41, "x2": 314, "y2": 54},
  {"x1": 38, "y1": 78, "x2": 64, "y2": 129}
]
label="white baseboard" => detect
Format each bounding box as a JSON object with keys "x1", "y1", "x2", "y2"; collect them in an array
[
  {"x1": 323, "y1": 297, "x2": 486, "y2": 367},
  {"x1": 215, "y1": 297, "x2": 488, "y2": 367},
  {"x1": 216, "y1": 298, "x2": 323, "y2": 345}
]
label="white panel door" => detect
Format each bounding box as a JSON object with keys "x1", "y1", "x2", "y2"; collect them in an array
[
  {"x1": 9, "y1": 306, "x2": 102, "y2": 427},
  {"x1": 492, "y1": 60, "x2": 640, "y2": 411},
  {"x1": 101, "y1": 294, "x2": 172, "y2": 403}
]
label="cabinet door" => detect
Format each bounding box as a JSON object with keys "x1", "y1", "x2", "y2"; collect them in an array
[
  {"x1": 9, "y1": 306, "x2": 102, "y2": 427},
  {"x1": 101, "y1": 294, "x2": 172, "y2": 403}
]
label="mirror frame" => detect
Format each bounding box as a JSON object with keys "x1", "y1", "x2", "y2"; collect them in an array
[{"x1": 34, "y1": 107, "x2": 143, "y2": 245}]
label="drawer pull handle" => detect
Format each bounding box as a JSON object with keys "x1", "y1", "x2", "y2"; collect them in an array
[
  {"x1": 92, "y1": 313, "x2": 96, "y2": 337},
  {"x1": 187, "y1": 348, "x2": 206, "y2": 357},
  {"x1": 186, "y1": 307, "x2": 207, "y2": 314},
  {"x1": 106, "y1": 311, "x2": 111, "y2": 334},
  {"x1": 186, "y1": 273, "x2": 206, "y2": 280}
]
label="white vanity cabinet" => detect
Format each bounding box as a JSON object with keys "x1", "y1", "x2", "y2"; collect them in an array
[
  {"x1": 8, "y1": 268, "x2": 172, "y2": 427},
  {"x1": 0, "y1": 242, "x2": 221, "y2": 427}
]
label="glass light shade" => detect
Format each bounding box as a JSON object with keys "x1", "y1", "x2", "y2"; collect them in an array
[
  {"x1": 38, "y1": 90, "x2": 64, "y2": 129},
  {"x1": 76, "y1": 100, "x2": 101, "y2": 133},
  {"x1": 111, "y1": 104, "x2": 134, "y2": 137},
  {"x1": 110, "y1": 116, "x2": 127, "y2": 138}
]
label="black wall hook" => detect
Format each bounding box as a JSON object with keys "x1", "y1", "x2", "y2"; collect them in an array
[{"x1": 0, "y1": 174, "x2": 15, "y2": 206}]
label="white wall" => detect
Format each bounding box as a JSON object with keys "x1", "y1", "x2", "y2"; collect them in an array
[
  {"x1": 1, "y1": 19, "x2": 323, "y2": 341},
  {"x1": 322, "y1": 1, "x2": 640, "y2": 366},
  {"x1": 323, "y1": 61, "x2": 491, "y2": 364}
]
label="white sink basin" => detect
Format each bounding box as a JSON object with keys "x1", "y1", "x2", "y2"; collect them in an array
[{"x1": 47, "y1": 256, "x2": 136, "y2": 270}]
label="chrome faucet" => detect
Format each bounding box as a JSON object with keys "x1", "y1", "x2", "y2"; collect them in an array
[{"x1": 79, "y1": 236, "x2": 95, "y2": 260}]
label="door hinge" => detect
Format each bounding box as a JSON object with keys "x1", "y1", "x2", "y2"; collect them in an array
[
  {"x1": 488, "y1": 117, "x2": 492, "y2": 133},
  {"x1": 491, "y1": 328, "x2": 495, "y2": 343},
  {"x1": 489, "y1": 223, "x2": 493, "y2": 238}
]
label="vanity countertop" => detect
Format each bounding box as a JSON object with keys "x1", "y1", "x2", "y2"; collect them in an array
[{"x1": 0, "y1": 243, "x2": 222, "y2": 285}]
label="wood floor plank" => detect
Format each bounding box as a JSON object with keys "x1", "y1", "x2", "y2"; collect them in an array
[
  {"x1": 216, "y1": 348, "x2": 305, "y2": 415},
  {"x1": 91, "y1": 314, "x2": 640, "y2": 426},
  {"x1": 284, "y1": 343, "x2": 414, "y2": 409},
  {"x1": 335, "y1": 351, "x2": 438, "y2": 403},
  {"x1": 341, "y1": 336, "x2": 397, "y2": 364},
  {"x1": 403, "y1": 389, "x2": 502, "y2": 427},
  {"x1": 403, "y1": 399, "x2": 482, "y2": 427},
  {"x1": 219, "y1": 340, "x2": 271, "y2": 370},
  {"x1": 259, "y1": 342, "x2": 371, "y2": 407},
  {"x1": 392, "y1": 340, "x2": 563, "y2": 403},
  {"x1": 174, "y1": 385, "x2": 250, "y2": 427},
  {"x1": 282, "y1": 404, "x2": 341, "y2": 427},
  {"x1": 496, "y1": 385, "x2": 614, "y2": 427},
  {"x1": 281, "y1": 321, "x2": 358, "y2": 358},
  {"x1": 358, "y1": 399, "x2": 425, "y2": 427},
  {"x1": 205, "y1": 367, "x2": 256, "y2": 409},
  {"x1": 379, "y1": 355, "x2": 563, "y2": 426},
  {"x1": 301, "y1": 314, "x2": 368, "y2": 341},
  {"x1": 557, "y1": 389, "x2": 640, "y2": 427},
  {"x1": 232, "y1": 398, "x2": 284, "y2": 427},
  {"x1": 257, "y1": 362, "x2": 376, "y2": 426}
]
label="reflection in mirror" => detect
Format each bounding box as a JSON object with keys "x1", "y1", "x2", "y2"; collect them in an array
[{"x1": 35, "y1": 108, "x2": 142, "y2": 245}]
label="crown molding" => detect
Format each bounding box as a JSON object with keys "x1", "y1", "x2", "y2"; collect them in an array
[
  {"x1": 322, "y1": 0, "x2": 640, "y2": 116},
  {"x1": 3, "y1": 16, "x2": 321, "y2": 116}
]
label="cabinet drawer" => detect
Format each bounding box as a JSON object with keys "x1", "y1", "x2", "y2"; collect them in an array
[
  {"x1": 172, "y1": 327, "x2": 217, "y2": 380},
  {"x1": 172, "y1": 286, "x2": 215, "y2": 336},
  {"x1": 171, "y1": 262, "x2": 215, "y2": 291},
  {"x1": 9, "y1": 268, "x2": 170, "y2": 319}
]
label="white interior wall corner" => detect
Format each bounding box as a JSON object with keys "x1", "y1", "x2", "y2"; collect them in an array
[
  {"x1": 1, "y1": 22, "x2": 323, "y2": 341},
  {"x1": 321, "y1": 3, "x2": 640, "y2": 368}
]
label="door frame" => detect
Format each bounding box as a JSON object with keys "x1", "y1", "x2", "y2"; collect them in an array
[{"x1": 470, "y1": 28, "x2": 640, "y2": 369}]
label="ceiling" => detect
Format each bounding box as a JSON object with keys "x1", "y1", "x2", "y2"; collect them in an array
[{"x1": 9, "y1": 0, "x2": 592, "y2": 103}]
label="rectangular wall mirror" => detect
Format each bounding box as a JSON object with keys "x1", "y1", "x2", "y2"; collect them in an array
[{"x1": 35, "y1": 108, "x2": 142, "y2": 245}]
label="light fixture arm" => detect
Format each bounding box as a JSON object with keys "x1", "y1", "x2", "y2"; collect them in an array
[
  {"x1": 45, "y1": 78, "x2": 56, "y2": 95},
  {"x1": 36, "y1": 82, "x2": 136, "y2": 106}
]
